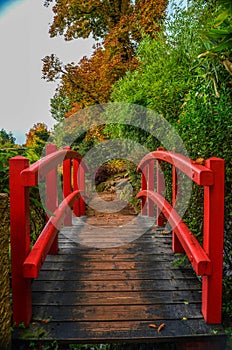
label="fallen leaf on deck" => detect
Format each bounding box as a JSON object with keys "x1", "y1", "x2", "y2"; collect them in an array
[
  {"x1": 158, "y1": 323, "x2": 166, "y2": 332},
  {"x1": 41, "y1": 319, "x2": 50, "y2": 323},
  {"x1": 149, "y1": 323, "x2": 157, "y2": 329}
]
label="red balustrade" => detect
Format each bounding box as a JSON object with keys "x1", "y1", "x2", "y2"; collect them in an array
[
  {"x1": 137, "y1": 148, "x2": 224, "y2": 324},
  {"x1": 9, "y1": 145, "x2": 87, "y2": 326}
]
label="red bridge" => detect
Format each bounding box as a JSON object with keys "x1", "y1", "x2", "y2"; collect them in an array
[{"x1": 10, "y1": 145, "x2": 226, "y2": 349}]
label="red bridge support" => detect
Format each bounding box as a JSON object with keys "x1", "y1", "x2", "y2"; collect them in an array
[
  {"x1": 202, "y1": 158, "x2": 224, "y2": 323},
  {"x1": 9, "y1": 156, "x2": 32, "y2": 326}
]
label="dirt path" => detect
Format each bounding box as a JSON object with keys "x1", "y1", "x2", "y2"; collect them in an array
[{"x1": 85, "y1": 191, "x2": 137, "y2": 227}]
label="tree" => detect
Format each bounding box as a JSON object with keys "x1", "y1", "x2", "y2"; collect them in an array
[
  {"x1": 42, "y1": 41, "x2": 138, "y2": 111},
  {"x1": 50, "y1": 92, "x2": 73, "y2": 122},
  {"x1": 0, "y1": 128, "x2": 16, "y2": 146},
  {"x1": 25, "y1": 123, "x2": 50, "y2": 156},
  {"x1": 42, "y1": 0, "x2": 168, "y2": 116},
  {"x1": 44, "y1": 0, "x2": 167, "y2": 43}
]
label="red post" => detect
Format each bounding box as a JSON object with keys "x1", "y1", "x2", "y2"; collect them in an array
[
  {"x1": 147, "y1": 160, "x2": 154, "y2": 217},
  {"x1": 156, "y1": 160, "x2": 165, "y2": 226},
  {"x1": 46, "y1": 144, "x2": 59, "y2": 254},
  {"x1": 78, "y1": 163, "x2": 86, "y2": 216},
  {"x1": 63, "y1": 146, "x2": 72, "y2": 225},
  {"x1": 202, "y1": 157, "x2": 224, "y2": 324},
  {"x1": 141, "y1": 164, "x2": 148, "y2": 216},
  {"x1": 73, "y1": 159, "x2": 80, "y2": 217},
  {"x1": 172, "y1": 165, "x2": 177, "y2": 206},
  {"x1": 172, "y1": 165, "x2": 184, "y2": 253},
  {"x1": 9, "y1": 156, "x2": 32, "y2": 326}
]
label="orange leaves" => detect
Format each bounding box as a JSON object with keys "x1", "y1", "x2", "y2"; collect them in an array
[
  {"x1": 195, "y1": 158, "x2": 205, "y2": 165},
  {"x1": 148, "y1": 322, "x2": 166, "y2": 332},
  {"x1": 25, "y1": 123, "x2": 50, "y2": 149},
  {"x1": 43, "y1": 0, "x2": 168, "y2": 127},
  {"x1": 46, "y1": 0, "x2": 168, "y2": 42},
  {"x1": 149, "y1": 323, "x2": 157, "y2": 329},
  {"x1": 158, "y1": 323, "x2": 166, "y2": 332},
  {"x1": 57, "y1": 40, "x2": 138, "y2": 111},
  {"x1": 192, "y1": 158, "x2": 205, "y2": 165},
  {"x1": 134, "y1": 0, "x2": 168, "y2": 40}
]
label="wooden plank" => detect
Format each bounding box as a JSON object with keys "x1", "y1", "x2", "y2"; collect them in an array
[
  {"x1": 37, "y1": 269, "x2": 197, "y2": 281},
  {"x1": 55, "y1": 240, "x2": 172, "y2": 249},
  {"x1": 44, "y1": 253, "x2": 181, "y2": 262},
  {"x1": 43, "y1": 259, "x2": 175, "y2": 268},
  {"x1": 32, "y1": 303, "x2": 204, "y2": 321},
  {"x1": 32, "y1": 279, "x2": 201, "y2": 292},
  {"x1": 32, "y1": 290, "x2": 202, "y2": 306},
  {"x1": 52, "y1": 249, "x2": 177, "y2": 260},
  {"x1": 13, "y1": 320, "x2": 226, "y2": 345},
  {"x1": 59, "y1": 233, "x2": 172, "y2": 242},
  {"x1": 43, "y1": 257, "x2": 173, "y2": 266}
]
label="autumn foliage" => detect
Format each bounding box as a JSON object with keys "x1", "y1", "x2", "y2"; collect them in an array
[
  {"x1": 44, "y1": 0, "x2": 167, "y2": 42},
  {"x1": 42, "y1": 0, "x2": 168, "y2": 114},
  {"x1": 25, "y1": 123, "x2": 50, "y2": 154}
]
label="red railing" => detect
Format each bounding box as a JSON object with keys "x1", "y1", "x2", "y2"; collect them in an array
[
  {"x1": 9, "y1": 144, "x2": 87, "y2": 326},
  {"x1": 137, "y1": 147, "x2": 224, "y2": 324}
]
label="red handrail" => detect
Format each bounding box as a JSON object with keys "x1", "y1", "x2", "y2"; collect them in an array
[
  {"x1": 137, "y1": 190, "x2": 211, "y2": 276},
  {"x1": 9, "y1": 145, "x2": 87, "y2": 326},
  {"x1": 137, "y1": 148, "x2": 224, "y2": 324},
  {"x1": 20, "y1": 149, "x2": 86, "y2": 186},
  {"x1": 23, "y1": 190, "x2": 81, "y2": 279},
  {"x1": 137, "y1": 149, "x2": 214, "y2": 186}
]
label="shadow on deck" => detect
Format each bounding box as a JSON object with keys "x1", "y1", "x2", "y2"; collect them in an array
[{"x1": 13, "y1": 216, "x2": 226, "y2": 349}]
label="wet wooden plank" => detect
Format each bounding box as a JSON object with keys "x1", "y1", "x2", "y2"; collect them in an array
[
  {"x1": 37, "y1": 268, "x2": 197, "y2": 280},
  {"x1": 32, "y1": 303, "x2": 204, "y2": 322},
  {"x1": 32, "y1": 278, "x2": 201, "y2": 292},
  {"x1": 32, "y1": 290, "x2": 202, "y2": 306}
]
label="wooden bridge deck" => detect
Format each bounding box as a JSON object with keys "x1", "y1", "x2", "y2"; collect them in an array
[{"x1": 13, "y1": 216, "x2": 226, "y2": 349}]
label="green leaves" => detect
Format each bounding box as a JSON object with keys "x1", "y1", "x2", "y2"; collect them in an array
[{"x1": 198, "y1": 0, "x2": 232, "y2": 76}]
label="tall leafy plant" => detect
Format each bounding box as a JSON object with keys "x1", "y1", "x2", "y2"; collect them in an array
[{"x1": 199, "y1": 0, "x2": 232, "y2": 77}]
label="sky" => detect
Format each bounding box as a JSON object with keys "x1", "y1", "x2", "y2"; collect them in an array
[{"x1": 0, "y1": 0, "x2": 94, "y2": 144}]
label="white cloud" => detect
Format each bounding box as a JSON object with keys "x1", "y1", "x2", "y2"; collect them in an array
[{"x1": 0, "y1": 0, "x2": 94, "y2": 144}]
